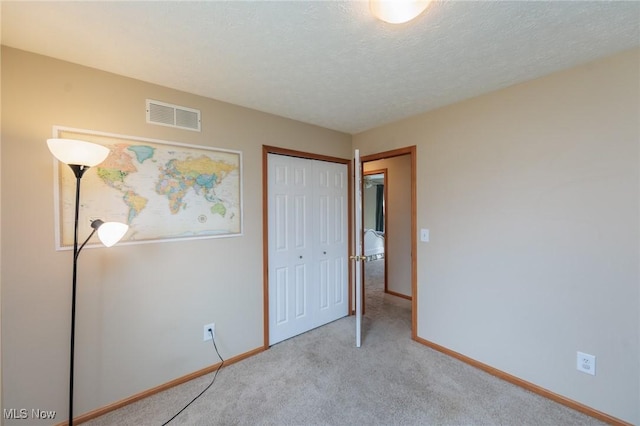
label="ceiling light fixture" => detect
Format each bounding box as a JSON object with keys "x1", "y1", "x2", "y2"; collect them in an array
[{"x1": 370, "y1": 0, "x2": 432, "y2": 24}]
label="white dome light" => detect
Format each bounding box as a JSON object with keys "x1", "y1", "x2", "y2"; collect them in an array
[{"x1": 370, "y1": 0, "x2": 432, "y2": 24}]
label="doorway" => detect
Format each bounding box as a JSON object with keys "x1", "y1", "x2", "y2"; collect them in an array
[
  {"x1": 360, "y1": 146, "x2": 416, "y2": 339},
  {"x1": 362, "y1": 169, "x2": 387, "y2": 305}
]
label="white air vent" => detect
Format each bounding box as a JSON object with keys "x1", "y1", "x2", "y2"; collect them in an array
[{"x1": 146, "y1": 99, "x2": 201, "y2": 131}]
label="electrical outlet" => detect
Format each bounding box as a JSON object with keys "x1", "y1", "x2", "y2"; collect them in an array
[
  {"x1": 577, "y1": 351, "x2": 596, "y2": 376},
  {"x1": 203, "y1": 323, "x2": 215, "y2": 341}
]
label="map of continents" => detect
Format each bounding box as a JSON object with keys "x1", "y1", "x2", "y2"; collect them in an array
[{"x1": 57, "y1": 133, "x2": 241, "y2": 247}]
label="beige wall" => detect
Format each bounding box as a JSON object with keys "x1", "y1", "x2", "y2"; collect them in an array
[
  {"x1": 364, "y1": 157, "x2": 412, "y2": 297},
  {"x1": 363, "y1": 184, "x2": 378, "y2": 231},
  {"x1": 354, "y1": 48, "x2": 640, "y2": 424},
  {"x1": 0, "y1": 47, "x2": 351, "y2": 423}
]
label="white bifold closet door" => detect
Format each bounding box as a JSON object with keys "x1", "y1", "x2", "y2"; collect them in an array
[{"x1": 268, "y1": 153, "x2": 348, "y2": 345}]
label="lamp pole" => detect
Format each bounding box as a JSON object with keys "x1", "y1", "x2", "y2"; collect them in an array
[{"x1": 69, "y1": 164, "x2": 88, "y2": 426}]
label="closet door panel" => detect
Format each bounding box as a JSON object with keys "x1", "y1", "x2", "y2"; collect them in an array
[
  {"x1": 269, "y1": 154, "x2": 314, "y2": 344},
  {"x1": 269, "y1": 154, "x2": 347, "y2": 345}
]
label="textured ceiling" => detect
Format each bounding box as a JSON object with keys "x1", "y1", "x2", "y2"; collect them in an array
[{"x1": 2, "y1": 1, "x2": 639, "y2": 134}]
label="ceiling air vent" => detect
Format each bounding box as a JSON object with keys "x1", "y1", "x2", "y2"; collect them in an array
[{"x1": 146, "y1": 99, "x2": 201, "y2": 131}]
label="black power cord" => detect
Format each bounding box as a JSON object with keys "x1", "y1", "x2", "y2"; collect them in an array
[{"x1": 161, "y1": 328, "x2": 224, "y2": 425}]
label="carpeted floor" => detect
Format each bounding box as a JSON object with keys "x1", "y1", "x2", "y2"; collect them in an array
[{"x1": 86, "y1": 259, "x2": 604, "y2": 425}]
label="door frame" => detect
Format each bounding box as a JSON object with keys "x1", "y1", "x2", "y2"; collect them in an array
[
  {"x1": 262, "y1": 145, "x2": 352, "y2": 349},
  {"x1": 360, "y1": 146, "x2": 417, "y2": 339}
]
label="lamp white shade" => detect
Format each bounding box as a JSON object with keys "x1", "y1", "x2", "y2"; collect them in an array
[
  {"x1": 96, "y1": 222, "x2": 129, "y2": 247},
  {"x1": 370, "y1": 0, "x2": 431, "y2": 24},
  {"x1": 47, "y1": 138, "x2": 110, "y2": 167}
]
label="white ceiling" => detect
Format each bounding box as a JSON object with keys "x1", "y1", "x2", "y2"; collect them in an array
[{"x1": 2, "y1": 1, "x2": 639, "y2": 134}]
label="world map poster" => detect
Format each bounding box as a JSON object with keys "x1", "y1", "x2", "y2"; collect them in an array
[{"x1": 53, "y1": 127, "x2": 242, "y2": 249}]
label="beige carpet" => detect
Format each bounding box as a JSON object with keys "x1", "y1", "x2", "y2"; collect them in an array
[{"x1": 86, "y1": 259, "x2": 603, "y2": 425}]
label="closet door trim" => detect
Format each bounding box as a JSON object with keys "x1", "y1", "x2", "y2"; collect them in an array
[{"x1": 262, "y1": 145, "x2": 352, "y2": 348}]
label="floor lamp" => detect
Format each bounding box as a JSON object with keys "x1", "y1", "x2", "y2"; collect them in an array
[{"x1": 47, "y1": 138, "x2": 129, "y2": 426}]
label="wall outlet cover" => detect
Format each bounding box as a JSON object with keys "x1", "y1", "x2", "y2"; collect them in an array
[
  {"x1": 203, "y1": 323, "x2": 215, "y2": 341},
  {"x1": 577, "y1": 351, "x2": 596, "y2": 376}
]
